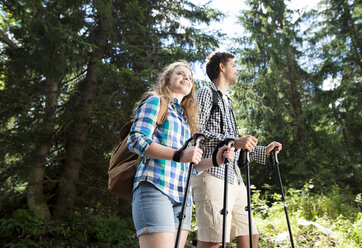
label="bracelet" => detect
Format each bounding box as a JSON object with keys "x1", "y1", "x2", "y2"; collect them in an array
[{"x1": 172, "y1": 149, "x2": 182, "y2": 162}]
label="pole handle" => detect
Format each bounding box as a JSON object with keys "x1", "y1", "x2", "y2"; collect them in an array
[{"x1": 192, "y1": 133, "x2": 205, "y2": 147}]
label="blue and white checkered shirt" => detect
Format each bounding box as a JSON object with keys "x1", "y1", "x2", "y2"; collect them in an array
[
  {"x1": 127, "y1": 95, "x2": 193, "y2": 204},
  {"x1": 197, "y1": 83, "x2": 266, "y2": 184}
]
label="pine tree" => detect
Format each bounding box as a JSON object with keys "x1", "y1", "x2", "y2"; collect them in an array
[{"x1": 0, "y1": 0, "x2": 223, "y2": 221}]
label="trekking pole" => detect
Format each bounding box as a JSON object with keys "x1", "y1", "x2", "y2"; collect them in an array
[
  {"x1": 175, "y1": 133, "x2": 205, "y2": 248},
  {"x1": 238, "y1": 149, "x2": 253, "y2": 248},
  {"x1": 213, "y1": 138, "x2": 235, "y2": 248},
  {"x1": 269, "y1": 147, "x2": 295, "y2": 248}
]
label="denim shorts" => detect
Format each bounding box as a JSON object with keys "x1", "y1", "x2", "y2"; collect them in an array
[{"x1": 132, "y1": 181, "x2": 192, "y2": 237}]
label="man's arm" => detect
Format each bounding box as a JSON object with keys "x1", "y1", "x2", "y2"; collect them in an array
[
  {"x1": 249, "y1": 142, "x2": 282, "y2": 165},
  {"x1": 234, "y1": 136, "x2": 282, "y2": 165}
]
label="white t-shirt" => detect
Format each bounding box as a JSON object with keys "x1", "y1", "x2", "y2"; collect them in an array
[{"x1": 222, "y1": 93, "x2": 229, "y2": 108}]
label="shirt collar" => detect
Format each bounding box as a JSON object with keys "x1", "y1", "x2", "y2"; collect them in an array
[
  {"x1": 172, "y1": 98, "x2": 188, "y2": 122},
  {"x1": 172, "y1": 98, "x2": 182, "y2": 112},
  {"x1": 210, "y1": 83, "x2": 233, "y2": 103},
  {"x1": 173, "y1": 98, "x2": 180, "y2": 105}
]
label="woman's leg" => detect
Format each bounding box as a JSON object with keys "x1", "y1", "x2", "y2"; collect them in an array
[
  {"x1": 139, "y1": 232, "x2": 174, "y2": 248},
  {"x1": 138, "y1": 229, "x2": 189, "y2": 248},
  {"x1": 133, "y1": 182, "x2": 191, "y2": 248},
  {"x1": 174, "y1": 229, "x2": 189, "y2": 248}
]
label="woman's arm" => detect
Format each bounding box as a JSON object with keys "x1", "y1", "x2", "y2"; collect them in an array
[
  {"x1": 127, "y1": 95, "x2": 161, "y2": 156},
  {"x1": 144, "y1": 143, "x2": 203, "y2": 164}
]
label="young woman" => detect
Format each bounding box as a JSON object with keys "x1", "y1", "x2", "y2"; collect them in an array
[{"x1": 127, "y1": 61, "x2": 234, "y2": 248}]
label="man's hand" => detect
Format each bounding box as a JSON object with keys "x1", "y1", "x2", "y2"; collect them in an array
[
  {"x1": 234, "y1": 135, "x2": 258, "y2": 152},
  {"x1": 266, "y1": 141, "x2": 282, "y2": 155},
  {"x1": 216, "y1": 146, "x2": 235, "y2": 165}
]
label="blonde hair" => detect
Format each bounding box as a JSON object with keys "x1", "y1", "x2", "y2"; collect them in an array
[{"x1": 134, "y1": 61, "x2": 199, "y2": 134}]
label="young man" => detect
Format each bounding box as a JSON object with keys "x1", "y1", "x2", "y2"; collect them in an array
[{"x1": 191, "y1": 51, "x2": 282, "y2": 248}]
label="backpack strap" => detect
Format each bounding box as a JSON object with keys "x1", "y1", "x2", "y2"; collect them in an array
[
  {"x1": 210, "y1": 87, "x2": 219, "y2": 114},
  {"x1": 156, "y1": 96, "x2": 168, "y2": 125},
  {"x1": 209, "y1": 86, "x2": 224, "y2": 134}
]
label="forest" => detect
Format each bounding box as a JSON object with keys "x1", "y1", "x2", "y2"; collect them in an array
[{"x1": 0, "y1": 0, "x2": 361, "y2": 247}]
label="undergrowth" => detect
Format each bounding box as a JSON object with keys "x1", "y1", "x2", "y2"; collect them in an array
[{"x1": 1, "y1": 182, "x2": 360, "y2": 247}]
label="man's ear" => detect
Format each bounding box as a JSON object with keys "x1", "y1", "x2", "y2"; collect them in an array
[{"x1": 219, "y1": 62, "x2": 225, "y2": 73}]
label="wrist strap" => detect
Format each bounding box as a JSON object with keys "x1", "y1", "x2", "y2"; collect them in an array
[
  {"x1": 172, "y1": 136, "x2": 194, "y2": 163},
  {"x1": 212, "y1": 154, "x2": 220, "y2": 167},
  {"x1": 172, "y1": 149, "x2": 183, "y2": 162}
]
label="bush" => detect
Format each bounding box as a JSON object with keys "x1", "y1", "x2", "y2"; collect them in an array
[
  {"x1": 0, "y1": 209, "x2": 47, "y2": 247},
  {"x1": 0, "y1": 210, "x2": 138, "y2": 248},
  {"x1": 2, "y1": 183, "x2": 361, "y2": 247},
  {"x1": 252, "y1": 182, "x2": 361, "y2": 247}
]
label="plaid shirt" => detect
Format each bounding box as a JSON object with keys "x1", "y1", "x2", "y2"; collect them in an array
[
  {"x1": 127, "y1": 95, "x2": 193, "y2": 204},
  {"x1": 197, "y1": 83, "x2": 266, "y2": 184}
]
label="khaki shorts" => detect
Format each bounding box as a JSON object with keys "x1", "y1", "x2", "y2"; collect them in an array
[{"x1": 191, "y1": 171, "x2": 258, "y2": 243}]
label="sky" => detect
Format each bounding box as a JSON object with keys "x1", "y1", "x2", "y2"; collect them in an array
[
  {"x1": 192, "y1": 0, "x2": 319, "y2": 40},
  {"x1": 190, "y1": 0, "x2": 320, "y2": 82}
]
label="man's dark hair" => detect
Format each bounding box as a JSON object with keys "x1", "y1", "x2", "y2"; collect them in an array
[{"x1": 205, "y1": 51, "x2": 235, "y2": 82}]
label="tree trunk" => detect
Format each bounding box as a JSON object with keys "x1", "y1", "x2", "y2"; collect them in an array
[
  {"x1": 286, "y1": 49, "x2": 305, "y2": 144},
  {"x1": 53, "y1": 0, "x2": 110, "y2": 218},
  {"x1": 53, "y1": 54, "x2": 104, "y2": 218},
  {"x1": 27, "y1": 78, "x2": 58, "y2": 222}
]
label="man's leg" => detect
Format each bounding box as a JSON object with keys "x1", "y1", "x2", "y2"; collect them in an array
[
  {"x1": 192, "y1": 173, "x2": 232, "y2": 245},
  {"x1": 236, "y1": 234, "x2": 259, "y2": 248},
  {"x1": 230, "y1": 182, "x2": 259, "y2": 248}
]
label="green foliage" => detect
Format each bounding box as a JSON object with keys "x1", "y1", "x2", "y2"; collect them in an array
[
  {"x1": 57, "y1": 213, "x2": 138, "y2": 248},
  {"x1": 252, "y1": 183, "x2": 361, "y2": 247},
  {"x1": 0, "y1": 0, "x2": 360, "y2": 246},
  {"x1": 0, "y1": 209, "x2": 138, "y2": 248},
  {"x1": 0, "y1": 0, "x2": 223, "y2": 221},
  {"x1": 234, "y1": 0, "x2": 318, "y2": 190},
  {"x1": 189, "y1": 183, "x2": 361, "y2": 247},
  {"x1": 0, "y1": 209, "x2": 46, "y2": 247},
  {"x1": 233, "y1": 0, "x2": 361, "y2": 195}
]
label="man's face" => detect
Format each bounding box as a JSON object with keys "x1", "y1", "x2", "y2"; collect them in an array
[{"x1": 224, "y1": 58, "x2": 237, "y2": 85}]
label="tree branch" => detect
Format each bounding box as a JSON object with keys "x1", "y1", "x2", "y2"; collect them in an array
[{"x1": 0, "y1": 29, "x2": 18, "y2": 49}]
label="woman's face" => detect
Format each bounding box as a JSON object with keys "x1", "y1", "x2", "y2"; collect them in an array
[{"x1": 169, "y1": 65, "x2": 193, "y2": 98}]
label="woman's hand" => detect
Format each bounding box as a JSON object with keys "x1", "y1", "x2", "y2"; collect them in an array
[
  {"x1": 179, "y1": 146, "x2": 203, "y2": 164},
  {"x1": 216, "y1": 146, "x2": 235, "y2": 166}
]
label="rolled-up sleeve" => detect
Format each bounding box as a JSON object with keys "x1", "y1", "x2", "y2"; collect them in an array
[
  {"x1": 250, "y1": 145, "x2": 266, "y2": 165},
  {"x1": 127, "y1": 95, "x2": 160, "y2": 156}
]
